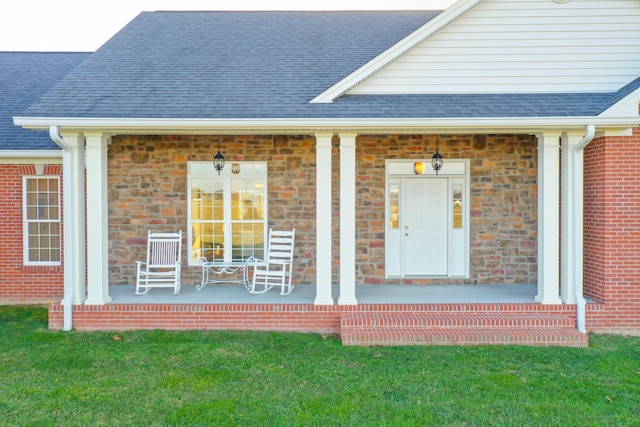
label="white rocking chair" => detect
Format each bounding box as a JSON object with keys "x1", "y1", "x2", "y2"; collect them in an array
[
  {"x1": 250, "y1": 229, "x2": 295, "y2": 296},
  {"x1": 135, "y1": 231, "x2": 182, "y2": 295}
]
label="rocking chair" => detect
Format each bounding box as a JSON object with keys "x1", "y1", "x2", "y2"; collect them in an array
[
  {"x1": 135, "y1": 230, "x2": 182, "y2": 295},
  {"x1": 250, "y1": 228, "x2": 295, "y2": 296}
]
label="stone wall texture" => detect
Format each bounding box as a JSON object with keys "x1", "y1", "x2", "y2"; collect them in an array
[{"x1": 107, "y1": 133, "x2": 538, "y2": 287}]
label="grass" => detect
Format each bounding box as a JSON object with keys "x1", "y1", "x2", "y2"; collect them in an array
[{"x1": 1, "y1": 306, "x2": 639, "y2": 426}]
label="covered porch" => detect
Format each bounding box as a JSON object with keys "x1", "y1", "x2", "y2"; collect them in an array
[{"x1": 45, "y1": 128, "x2": 596, "y2": 337}]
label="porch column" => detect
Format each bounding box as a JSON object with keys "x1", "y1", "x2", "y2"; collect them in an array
[
  {"x1": 84, "y1": 133, "x2": 111, "y2": 305},
  {"x1": 560, "y1": 132, "x2": 583, "y2": 304},
  {"x1": 535, "y1": 132, "x2": 562, "y2": 304},
  {"x1": 314, "y1": 132, "x2": 334, "y2": 305},
  {"x1": 60, "y1": 133, "x2": 87, "y2": 305},
  {"x1": 338, "y1": 132, "x2": 357, "y2": 305}
]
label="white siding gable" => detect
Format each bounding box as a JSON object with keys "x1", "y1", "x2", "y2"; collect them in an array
[{"x1": 348, "y1": 0, "x2": 640, "y2": 95}]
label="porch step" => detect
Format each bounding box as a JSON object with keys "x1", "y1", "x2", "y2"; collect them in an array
[{"x1": 340, "y1": 313, "x2": 588, "y2": 347}]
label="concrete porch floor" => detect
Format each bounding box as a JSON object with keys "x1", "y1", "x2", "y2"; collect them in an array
[{"x1": 109, "y1": 283, "x2": 538, "y2": 304}]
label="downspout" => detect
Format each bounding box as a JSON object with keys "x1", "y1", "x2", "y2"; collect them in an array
[
  {"x1": 573, "y1": 124, "x2": 595, "y2": 333},
  {"x1": 49, "y1": 126, "x2": 74, "y2": 331}
]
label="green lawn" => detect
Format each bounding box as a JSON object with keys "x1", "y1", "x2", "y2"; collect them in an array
[{"x1": 1, "y1": 306, "x2": 639, "y2": 427}]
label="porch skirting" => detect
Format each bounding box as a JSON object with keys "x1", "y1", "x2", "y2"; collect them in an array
[{"x1": 48, "y1": 300, "x2": 583, "y2": 334}]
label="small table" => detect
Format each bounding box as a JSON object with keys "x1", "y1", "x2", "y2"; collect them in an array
[{"x1": 197, "y1": 257, "x2": 254, "y2": 291}]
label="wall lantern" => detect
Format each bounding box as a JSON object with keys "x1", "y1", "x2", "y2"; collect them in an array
[
  {"x1": 432, "y1": 136, "x2": 444, "y2": 175},
  {"x1": 213, "y1": 139, "x2": 225, "y2": 175},
  {"x1": 413, "y1": 161, "x2": 424, "y2": 175},
  {"x1": 231, "y1": 163, "x2": 240, "y2": 174}
]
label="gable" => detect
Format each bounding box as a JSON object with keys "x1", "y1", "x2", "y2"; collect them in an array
[{"x1": 348, "y1": 0, "x2": 640, "y2": 95}]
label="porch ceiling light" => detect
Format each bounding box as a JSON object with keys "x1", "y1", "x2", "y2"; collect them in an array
[
  {"x1": 432, "y1": 136, "x2": 443, "y2": 175},
  {"x1": 413, "y1": 161, "x2": 424, "y2": 175},
  {"x1": 213, "y1": 139, "x2": 225, "y2": 175}
]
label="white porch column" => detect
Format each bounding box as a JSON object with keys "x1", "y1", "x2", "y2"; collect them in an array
[
  {"x1": 84, "y1": 133, "x2": 111, "y2": 305},
  {"x1": 560, "y1": 133, "x2": 583, "y2": 304},
  {"x1": 338, "y1": 132, "x2": 357, "y2": 305},
  {"x1": 58, "y1": 133, "x2": 87, "y2": 307},
  {"x1": 535, "y1": 132, "x2": 562, "y2": 304},
  {"x1": 314, "y1": 133, "x2": 334, "y2": 305}
]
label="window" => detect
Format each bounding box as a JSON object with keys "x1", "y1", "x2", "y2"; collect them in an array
[
  {"x1": 453, "y1": 184, "x2": 463, "y2": 229},
  {"x1": 23, "y1": 176, "x2": 61, "y2": 265},
  {"x1": 188, "y1": 161, "x2": 267, "y2": 265},
  {"x1": 389, "y1": 184, "x2": 400, "y2": 229}
]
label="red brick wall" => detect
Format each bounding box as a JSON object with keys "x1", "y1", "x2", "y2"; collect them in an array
[
  {"x1": 48, "y1": 300, "x2": 577, "y2": 332},
  {"x1": 0, "y1": 164, "x2": 64, "y2": 304},
  {"x1": 584, "y1": 127, "x2": 640, "y2": 333}
]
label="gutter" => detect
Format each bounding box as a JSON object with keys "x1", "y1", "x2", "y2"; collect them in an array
[
  {"x1": 574, "y1": 124, "x2": 595, "y2": 333},
  {"x1": 14, "y1": 116, "x2": 640, "y2": 135},
  {"x1": 49, "y1": 126, "x2": 73, "y2": 331},
  {"x1": 0, "y1": 150, "x2": 62, "y2": 159}
]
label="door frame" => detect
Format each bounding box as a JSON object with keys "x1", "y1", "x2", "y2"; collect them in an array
[{"x1": 384, "y1": 159, "x2": 470, "y2": 279}]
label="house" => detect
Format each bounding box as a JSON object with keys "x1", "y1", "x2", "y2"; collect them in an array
[{"x1": 6, "y1": 0, "x2": 640, "y2": 345}]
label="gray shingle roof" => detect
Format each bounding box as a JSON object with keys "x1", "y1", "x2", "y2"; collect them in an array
[
  {"x1": 0, "y1": 52, "x2": 89, "y2": 150},
  {"x1": 22, "y1": 11, "x2": 439, "y2": 118},
  {"x1": 18, "y1": 11, "x2": 640, "y2": 122}
]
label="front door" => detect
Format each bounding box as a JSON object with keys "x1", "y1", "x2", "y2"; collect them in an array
[
  {"x1": 385, "y1": 160, "x2": 469, "y2": 279},
  {"x1": 404, "y1": 178, "x2": 448, "y2": 276}
]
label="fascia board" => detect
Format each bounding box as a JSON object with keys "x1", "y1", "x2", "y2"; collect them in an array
[
  {"x1": 309, "y1": 0, "x2": 484, "y2": 104},
  {"x1": 0, "y1": 150, "x2": 62, "y2": 163},
  {"x1": 13, "y1": 116, "x2": 640, "y2": 135},
  {"x1": 599, "y1": 87, "x2": 640, "y2": 118}
]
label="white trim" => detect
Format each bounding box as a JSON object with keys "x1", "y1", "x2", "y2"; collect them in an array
[
  {"x1": 84, "y1": 133, "x2": 111, "y2": 305},
  {"x1": 0, "y1": 150, "x2": 62, "y2": 162},
  {"x1": 338, "y1": 133, "x2": 358, "y2": 305},
  {"x1": 599, "y1": 86, "x2": 640, "y2": 118},
  {"x1": 314, "y1": 132, "x2": 335, "y2": 305},
  {"x1": 22, "y1": 175, "x2": 62, "y2": 266},
  {"x1": 535, "y1": 132, "x2": 562, "y2": 305},
  {"x1": 13, "y1": 116, "x2": 640, "y2": 134},
  {"x1": 310, "y1": 0, "x2": 483, "y2": 103}
]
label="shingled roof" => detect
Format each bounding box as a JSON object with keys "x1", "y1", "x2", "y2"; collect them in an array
[
  {"x1": 0, "y1": 52, "x2": 89, "y2": 150},
  {"x1": 17, "y1": 11, "x2": 640, "y2": 122}
]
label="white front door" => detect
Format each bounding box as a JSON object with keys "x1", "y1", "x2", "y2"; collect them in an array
[
  {"x1": 385, "y1": 160, "x2": 469, "y2": 279},
  {"x1": 404, "y1": 178, "x2": 448, "y2": 276}
]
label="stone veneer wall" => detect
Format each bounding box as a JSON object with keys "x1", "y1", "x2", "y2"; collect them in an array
[
  {"x1": 355, "y1": 134, "x2": 538, "y2": 284},
  {"x1": 107, "y1": 133, "x2": 538, "y2": 287}
]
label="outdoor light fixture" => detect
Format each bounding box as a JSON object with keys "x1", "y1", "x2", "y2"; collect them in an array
[
  {"x1": 213, "y1": 139, "x2": 225, "y2": 175},
  {"x1": 432, "y1": 136, "x2": 444, "y2": 175},
  {"x1": 413, "y1": 161, "x2": 424, "y2": 175},
  {"x1": 231, "y1": 163, "x2": 240, "y2": 174}
]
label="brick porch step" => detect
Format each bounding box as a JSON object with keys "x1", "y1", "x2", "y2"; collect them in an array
[{"x1": 340, "y1": 313, "x2": 588, "y2": 347}]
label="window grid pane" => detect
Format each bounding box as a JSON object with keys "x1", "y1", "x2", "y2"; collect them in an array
[
  {"x1": 189, "y1": 163, "x2": 267, "y2": 264},
  {"x1": 24, "y1": 177, "x2": 61, "y2": 264}
]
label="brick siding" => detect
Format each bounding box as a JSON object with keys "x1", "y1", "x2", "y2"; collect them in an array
[
  {"x1": 584, "y1": 127, "x2": 640, "y2": 333},
  {"x1": 0, "y1": 164, "x2": 64, "y2": 304}
]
